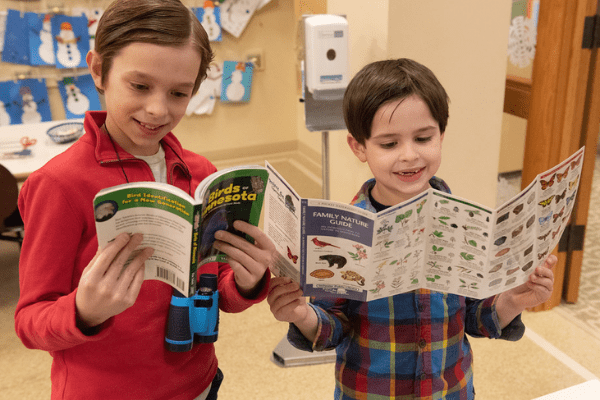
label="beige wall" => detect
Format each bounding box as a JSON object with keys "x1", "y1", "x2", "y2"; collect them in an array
[{"x1": 326, "y1": 0, "x2": 511, "y2": 207}]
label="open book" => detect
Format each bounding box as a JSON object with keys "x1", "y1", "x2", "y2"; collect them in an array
[
  {"x1": 93, "y1": 165, "x2": 269, "y2": 297},
  {"x1": 264, "y1": 147, "x2": 584, "y2": 301}
]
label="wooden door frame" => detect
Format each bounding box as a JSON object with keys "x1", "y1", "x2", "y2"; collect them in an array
[{"x1": 520, "y1": 0, "x2": 600, "y2": 310}]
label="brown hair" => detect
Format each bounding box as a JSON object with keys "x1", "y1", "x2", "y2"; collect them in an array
[
  {"x1": 343, "y1": 58, "x2": 449, "y2": 144},
  {"x1": 93, "y1": 0, "x2": 214, "y2": 95}
]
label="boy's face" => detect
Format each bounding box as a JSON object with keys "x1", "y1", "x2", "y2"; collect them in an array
[
  {"x1": 88, "y1": 41, "x2": 201, "y2": 156},
  {"x1": 348, "y1": 94, "x2": 443, "y2": 206}
]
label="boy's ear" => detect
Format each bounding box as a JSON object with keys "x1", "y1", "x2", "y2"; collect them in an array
[
  {"x1": 347, "y1": 134, "x2": 367, "y2": 163},
  {"x1": 87, "y1": 50, "x2": 104, "y2": 90}
]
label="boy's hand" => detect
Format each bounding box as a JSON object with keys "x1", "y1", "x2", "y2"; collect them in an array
[
  {"x1": 75, "y1": 233, "x2": 154, "y2": 330},
  {"x1": 213, "y1": 220, "x2": 275, "y2": 298},
  {"x1": 267, "y1": 277, "x2": 310, "y2": 323},
  {"x1": 496, "y1": 254, "x2": 557, "y2": 327}
]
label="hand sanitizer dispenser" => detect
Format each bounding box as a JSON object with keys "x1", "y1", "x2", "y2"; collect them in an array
[{"x1": 304, "y1": 15, "x2": 349, "y2": 101}]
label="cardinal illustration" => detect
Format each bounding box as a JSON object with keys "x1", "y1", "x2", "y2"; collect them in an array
[{"x1": 311, "y1": 237, "x2": 340, "y2": 249}]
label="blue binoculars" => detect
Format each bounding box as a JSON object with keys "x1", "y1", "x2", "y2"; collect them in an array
[{"x1": 165, "y1": 274, "x2": 219, "y2": 352}]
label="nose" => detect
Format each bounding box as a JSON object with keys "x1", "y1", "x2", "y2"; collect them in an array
[
  {"x1": 398, "y1": 141, "x2": 419, "y2": 162},
  {"x1": 145, "y1": 91, "x2": 169, "y2": 118}
]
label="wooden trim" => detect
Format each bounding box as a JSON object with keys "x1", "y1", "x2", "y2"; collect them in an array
[{"x1": 504, "y1": 76, "x2": 532, "y2": 119}]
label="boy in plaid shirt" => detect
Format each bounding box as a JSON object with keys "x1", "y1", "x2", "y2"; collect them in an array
[{"x1": 267, "y1": 59, "x2": 557, "y2": 400}]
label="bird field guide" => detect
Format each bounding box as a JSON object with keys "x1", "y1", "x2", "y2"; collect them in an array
[
  {"x1": 264, "y1": 148, "x2": 584, "y2": 302},
  {"x1": 93, "y1": 165, "x2": 269, "y2": 297}
]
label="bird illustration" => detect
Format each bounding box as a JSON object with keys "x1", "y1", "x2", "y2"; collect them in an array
[{"x1": 311, "y1": 237, "x2": 340, "y2": 248}]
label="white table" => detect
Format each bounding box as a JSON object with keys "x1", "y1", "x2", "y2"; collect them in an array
[
  {"x1": 532, "y1": 380, "x2": 600, "y2": 400},
  {"x1": 0, "y1": 119, "x2": 83, "y2": 181}
]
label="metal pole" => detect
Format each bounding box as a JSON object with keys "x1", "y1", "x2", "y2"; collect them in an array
[{"x1": 322, "y1": 131, "x2": 330, "y2": 200}]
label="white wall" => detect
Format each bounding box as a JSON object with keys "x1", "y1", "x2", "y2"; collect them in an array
[{"x1": 326, "y1": 0, "x2": 510, "y2": 207}]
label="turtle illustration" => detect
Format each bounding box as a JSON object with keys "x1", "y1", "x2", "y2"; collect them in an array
[{"x1": 340, "y1": 270, "x2": 365, "y2": 286}]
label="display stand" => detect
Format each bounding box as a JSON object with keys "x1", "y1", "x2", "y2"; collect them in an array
[{"x1": 271, "y1": 15, "x2": 347, "y2": 368}]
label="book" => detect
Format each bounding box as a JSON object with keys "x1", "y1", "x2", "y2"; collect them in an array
[
  {"x1": 264, "y1": 147, "x2": 585, "y2": 301},
  {"x1": 93, "y1": 165, "x2": 269, "y2": 297}
]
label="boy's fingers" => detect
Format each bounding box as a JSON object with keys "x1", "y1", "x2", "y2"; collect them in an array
[
  {"x1": 103, "y1": 233, "x2": 145, "y2": 280},
  {"x1": 84, "y1": 233, "x2": 133, "y2": 280}
]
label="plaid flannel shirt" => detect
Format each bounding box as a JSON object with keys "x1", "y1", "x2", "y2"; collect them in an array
[{"x1": 288, "y1": 177, "x2": 525, "y2": 400}]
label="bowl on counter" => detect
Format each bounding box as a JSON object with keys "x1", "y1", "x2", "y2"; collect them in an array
[{"x1": 46, "y1": 121, "x2": 84, "y2": 144}]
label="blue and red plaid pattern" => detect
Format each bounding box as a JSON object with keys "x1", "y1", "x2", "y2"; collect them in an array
[{"x1": 288, "y1": 178, "x2": 524, "y2": 399}]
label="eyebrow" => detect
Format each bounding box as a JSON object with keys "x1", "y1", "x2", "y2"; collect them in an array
[{"x1": 125, "y1": 71, "x2": 196, "y2": 89}]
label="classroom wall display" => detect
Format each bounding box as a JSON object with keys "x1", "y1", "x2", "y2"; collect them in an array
[
  {"x1": 51, "y1": 14, "x2": 90, "y2": 69},
  {"x1": 0, "y1": 11, "x2": 6, "y2": 54},
  {"x1": 220, "y1": 0, "x2": 262, "y2": 38},
  {"x1": 28, "y1": 13, "x2": 56, "y2": 66},
  {"x1": 186, "y1": 62, "x2": 223, "y2": 116},
  {"x1": 194, "y1": 2, "x2": 222, "y2": 42},
  {"x1": 0, "y1": 81, "x2": 13, "y2": 126},
  {"x1": 508, "y1": 0, "x2": 538, "y2": 68},
  {"x1": 1, "y1": 78, "x2": 52, "y2": 125},
  {"x1": 2, "y1": 9, "x2": 30, "y2": 65},
  {"x1": 71, "y1": 7, "x2": 104, "y2": 50},
  {"x1": 220, "y1": 61, "x2": 253, "y2": 103},
  {"x1": 57, "y1": 74, "x2": 101, "y2": 119}
]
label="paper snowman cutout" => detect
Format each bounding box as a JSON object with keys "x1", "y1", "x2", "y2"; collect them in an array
[
  {"x1": 38, "y1": 14, "x2": 55, "y2": 64},
  {"x1": 196, "y1": 1, "x2": 222, "y2": 42},
  {"x1": 221, "y1": 61, "x2": 253, "y2": 103},
  {"x1": 20, "y1": 86, "x2": 43, "y2": 124}
]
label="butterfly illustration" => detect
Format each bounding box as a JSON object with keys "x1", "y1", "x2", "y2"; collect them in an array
[
  {"x1": 571, "y1": 155, "x2": 582, "y2": 169},
  {"x1": 553, "y1": 207, "x2": 564, "y2": 223},
  {"x1": 538, "y1": 231, "x2": 551, "y2": 241},
  {"x1": 569, "y1": 176, "x2": 579, "y2": 191},
  {"x1": 555, "y1": 189, "x2": 566, "y2": 204},
  {"x1": 540, "y1": 174, "x2": 555, "y2": 190},
  {"x1": 556, "y1": 167, "x2": 569, "y2": 183},
  {"x1": 552, "y1": 227, "x2": 562, "y2": 240},
  {"x1": 539, "y1": 196, "x2": 555, "y2": 207},
  {"x1": 539, "y1": 211, "x2": 553, "y2": 225},
  {"x1": 538, "y1": 250, "x2": 548, "y2": 260},
  {"x1": 566, "y1": 192, "x2": 576, "y2": 206},
  {"x1": 287, "y1": 246, "x2": 298, "y2": 264}
]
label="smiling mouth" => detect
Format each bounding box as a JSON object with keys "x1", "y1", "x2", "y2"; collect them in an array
[
  {"x1": 136, "y1": 119, "x2": 163, "y2": 131},
  {"x1": 396, "y1": 168, "x2": 424, "y2": 176}
]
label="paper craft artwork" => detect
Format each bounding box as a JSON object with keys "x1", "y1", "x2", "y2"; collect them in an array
[
  {"x1": 220, "y1": 0, "x2": 262, "y2": 38},
  {"x1": 2, "y1": 9, "x2": 30, "y2": 65},
  {"x1": 28, "y1": 13, "x2": 55, "y2": 66},
  {"x1": 58, "y1": 75, "x2": 102, "y2": 119},
  {"x1": 186, "y1": 62, "x2": 223, "y2": 116},
  {"x1": 0, "y1": 79, "x2": 52, "y2": 124},
  {"x1": 508, "y1": 15, "x2": 536, "y2": 68},
  {"x1": 0, "y1": 81, "x2": 13, "y2": 126},
  {"x1": 221, "y1": 61, "x2": 253, "y2": 103},
  {"x1": 0, "y1": 135, "x2": 37, "y2": 160},
  {"x1": 0, "y1": 11, "x2": 8, "y2": 54},
  {"x1": 51, "y1": 15, "x2": 90, "y2": 69},
  {"x1": 195, "y1": 2, "x2": 222, "y2": 42},
  {"x1": 71, "y1": 7, "x2": 104, "y2": 50}
]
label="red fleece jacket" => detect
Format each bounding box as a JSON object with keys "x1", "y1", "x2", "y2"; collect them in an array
[{"x1": 15, "y1": 111, "x2": 269, "y2": 400}]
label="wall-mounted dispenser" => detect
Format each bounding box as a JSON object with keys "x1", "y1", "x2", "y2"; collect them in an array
[{"x1": 304, "y1": 14, "x2": 349, "y2": 101}]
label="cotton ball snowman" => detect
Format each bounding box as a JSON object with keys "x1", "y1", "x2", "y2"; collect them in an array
[
  {"x1": 63, "y1": 77, "x2": 90, "y2": 116},
  {"x1": 39, "y1": 14, "x2": 55, "y2": 64},
  {"x1": 85, "y1": 8, "x2": 103, "y2": 50},
  {"x1": 0, "y1": 100, "x2": 11, "y2": 126},
  {"x1": 226, "y1": 62, "x2": 246, "y2": 102},
  {"x1": 20, "y1": 86, "x2": 42, "y2": 124},
  {"x1": 55, "y1": 22, "x2": 81, "y2": 68},
  {"x1": 201, "y1": 1, "x2": 221, "y2": 41}
]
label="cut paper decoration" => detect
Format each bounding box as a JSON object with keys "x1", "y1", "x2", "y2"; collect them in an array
[
  {"x1": 1, "y1": 79, "x2": 52, "y2": 124},
  {"x1": 0, "y1": 11, "x2": 7, "y2": 53},
  {"x1": 0, "y1": 81, "x2": 13, "y2": 126},
  {"x1": 28, "y1": 13, "x2": 55, "y2": 66},
  {"x1": 221, "y1": 61, "x2": 253, "y2": 103},
  {"x1": 2, "y1": 9, "x2": 30, "y2": 65},
  {"x1": 58, "y1": 75, "x2": 102, "y2": 119},
  {"x1": 507, "y1": 15, "x2": 536, "y2": 68},
  {"x1": 52, "y1": 15, "x2": 90, "y2": 69},
  {"x1": 220, "y1": 0, "x2": 262, "y2": 38},
  {"x1": 71, "y1": 7, "x2": 104, "y2": 50},
  {"x1": 186, "y1": 62, "x2": 223, "y2": 115},
  {"x1": 195, "y1": 2, "x2": 222, "y2": 42}
]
